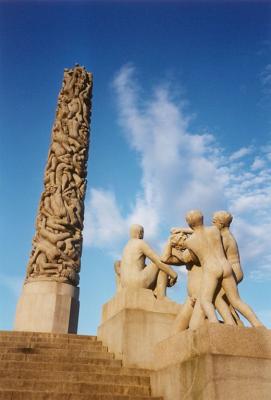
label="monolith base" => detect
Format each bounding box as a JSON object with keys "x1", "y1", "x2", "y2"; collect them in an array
[
  {"x1": 97, "y1": 288, "x2": 182, "y2": 368},
  {"x1": 14, "y1": 281, "x2": 79, "y2": 333},
  {"x1": 150, "y1": 323, "x2": 271, "y2": 400}
]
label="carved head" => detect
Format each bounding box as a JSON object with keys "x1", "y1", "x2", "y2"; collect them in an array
[
  {"x1": 185, "y1": 210, "x2": 203, "y2": 228},
  {"x1": 48, "y1": 185, "x2": 57, "y2": 194},
  {"x1": 212, "y1": 211, "x2": 233, "y2": 229},
  {"x1": 170, "y1": 232, "x2": 187, "y2": 249},
  {"x1": 130, "y1": 224, "x2": 144, "y2": 239}
]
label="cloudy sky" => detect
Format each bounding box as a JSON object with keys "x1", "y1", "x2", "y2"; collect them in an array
[{"x1": 0, "y1": 0, "x2": 270, "y2": 332}]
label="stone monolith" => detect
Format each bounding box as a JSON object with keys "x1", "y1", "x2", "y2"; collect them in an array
[{"x1": 14, "y1": 65, "x2": 93, "y2": 333}]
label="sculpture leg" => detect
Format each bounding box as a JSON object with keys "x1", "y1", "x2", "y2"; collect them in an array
[
  {"x1": 155, "y1": 270, "x2": 168, "y2": 299},
  {"x1": 189, "y1": 299, "x2": 206, "y2": 330},
  {"x1": 199, "y1": 272, "x2": 219, "y2": 324},
  {"x1": 142, "y1": 262, "x2": 159, "y2": 288},
  {"x1": 222, "y1": 275, "x2": 264, "y2": 327},
  {"x1": 172, "y1": 297, "x2": 194, "y2": 333},
  {"x1": 231, "y1": 262, "x2": 244, "y2": 283},
  {"x1": 214, "y1": 289, "x2": 236, "y2": 325},
  {"x1": 229, "y1": 305, "x2": 244, "y2": 326}
]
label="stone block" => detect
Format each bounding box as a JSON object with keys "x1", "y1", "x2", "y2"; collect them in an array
[
  {"x1": 97, "y1": 288, "x2": 181, "y2": 368},
  {"x1": 150, "y1": 323, "x2": 271, "y2": 400},
  {"x1": 14, "y1": 281, "x2": 79, "y2": 333}
]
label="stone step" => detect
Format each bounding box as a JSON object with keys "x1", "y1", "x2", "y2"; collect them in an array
[
  {"x1": 0, "y1": 368, "x2": 150, "y2": 386},
  {"x1": 0, "y1": 339, "x2": 106, "y2": 351},
  {"x1": 0, "y1": 391, "x2": 163, "y2": 400},
  {"x1": 0, "y1": 332, "x2": 162, "y2": 400},
  {"x1": 0, "y1": 353, "x2": 122, "y2": 366},
  {"x1": 0, "y1": 379, "x2": 150, "y2": 396},
  {"x1": 0, "y1": 360, "x2": 151, "y2": 376},
  {"x1": 0, "y1": 346, "x2": 112, "y2": 358},
  {"x1": 0, "y1": 330, "x2": 97, "y2": 340},
  {"x1": 0, "y1": 331, "x2": 98, "y2": 343}
]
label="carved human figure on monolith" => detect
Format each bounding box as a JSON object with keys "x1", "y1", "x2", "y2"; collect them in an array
[{"x1": 117, "y1": 224, "x2": 178, "y2": 298}]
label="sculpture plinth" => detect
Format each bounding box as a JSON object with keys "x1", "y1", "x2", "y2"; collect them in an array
[
  {"x1": 150, "y1": 323, "x2": 271, "y2": 400},
  {"x1": 14, "y1": 65, "x2": 93, "y2": 333},
  {"x1": 98, "y1": 288, "x2": 182, "y2": 368},
  {"x1": 14, "y1": 281, "x2": 79, "y2": 333}
]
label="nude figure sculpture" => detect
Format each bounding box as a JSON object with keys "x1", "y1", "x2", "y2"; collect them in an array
[
  {"x1": 212, "y1": 210, "x2": 244, "y2": 326},
  {"x1": 212, "y1": 211, "x2": 243, "y2": 282},
  {"x1": 175, "y1": 210, "x2": 263, "y2": 329},
  {"x1": 117, "y1": 224, "x2": 178, "y2": 298},
  {"x1": 161, "y1": 233, "x2": 202, "y2": 331}
]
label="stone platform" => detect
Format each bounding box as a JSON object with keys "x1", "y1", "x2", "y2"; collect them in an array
[
  {"x1": 98, "y1": 288, "x2": 182, "y2": 369},
  {"x1": 150, "y1": 323, "x2": 271, "y2": 400},
  {"x1": 0, "y1": 330, "x2": 163, "y2": 400}
]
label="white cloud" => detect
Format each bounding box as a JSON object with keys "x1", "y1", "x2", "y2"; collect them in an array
[
  {"x1": 84, "y1": 189, "x2": 128, "y2": 248},
  {"x1": 229, "y1": 146, "x2": 252, "y2": 161},
  {"x1": 83, "y1": 65, "x2": 271, "y2": 279},
  {"x1": 251, "y1": 157, "x2": 266, "y2": 170},
  {"x1": 249, "y1": 264, "x2": 271, "y2": 282}
]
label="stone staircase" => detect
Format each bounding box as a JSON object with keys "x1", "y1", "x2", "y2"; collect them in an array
[{"x1": 0, "y1": 331, "x2": 162, "y2": 400}]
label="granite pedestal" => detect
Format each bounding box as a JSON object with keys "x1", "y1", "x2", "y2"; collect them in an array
[
  {"x1": 98, "y1": 288, "x2": 182, "y2": 368},
  {"x1": 14, "y1": 280, "x2": 79, "y2": 333},
  {"x1": 150, "y1": 323, "x2": 271, "y2": 400}
]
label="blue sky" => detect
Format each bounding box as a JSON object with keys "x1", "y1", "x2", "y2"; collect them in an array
[{"x1": 0, "y1": 1, "x2": 271, "y2": 333}]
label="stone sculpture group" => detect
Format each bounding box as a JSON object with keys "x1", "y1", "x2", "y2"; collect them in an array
[
  {"x1": 115, "y1": 210, "x2": 264, "y2": 330},
  {"x1": 12, "y1": 66, "x2": 269, "y2": 400}
]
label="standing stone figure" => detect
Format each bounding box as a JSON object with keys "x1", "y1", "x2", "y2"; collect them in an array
[
  {"x1": 161, "y1": 233, "x2": 202, "y2": 331},
  {"x1": 212, "y1": 211, "x2": 243, "y2": 283},
  {"x1": 15, "y1": 65, "x2": 92, "y2": 333},
  {"x1": 212, "y1": 210, "x2": 244, "y2": 326},
  {"x1": 26, "y1": 65, "x2": 92, "y2": 287}
]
